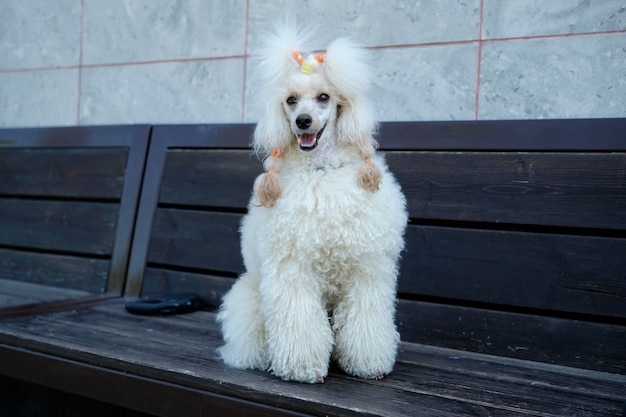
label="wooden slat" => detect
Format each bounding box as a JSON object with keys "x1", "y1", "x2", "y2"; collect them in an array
[
  {"x1": 378, "y1": 118, "x2": 626, "y2": 151},
  {"x1": 144, "y1": 213, "x2": 626, "y2": 319},
  {"x1": 0, "y1": 249, "x2": 109, "y2": 293},
  {"x1": 399, "y1": 225, "x2": 626, "y2": 318},
  {"x1": 396, "y1": 299, "x2": 626, "y2": 374},
  {"x1": 0, "y1": 199, "x2": 118, "y2": 255},
  {"x1": 386, "y1": 152, "x2": 626, "y2": 229},
  {"x1": 141, "y1": 267, "x2": 234, "y2": 308},
  {"x1": 0, "y1": 300, "x2": 623, "y2": 416},
  {"x1": 159, "y1": 149, "x2": 259, "y2": 208},
  {"x1": 0, "y1": 279, "x2": 92, "y2": 309},
  {"x1": 0, "y1": 148, "x2": 128, "y2": 199},
  {"x1": 147, "y1": 209, "x2": 243, "y2": 273}
]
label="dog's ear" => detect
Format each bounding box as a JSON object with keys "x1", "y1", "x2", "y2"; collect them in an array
[
  {"x1": 254, "y1": 101, "x2": 292, "y2": 156},
  {"x1": 335, "y1": 97, "x2": 378, "y2": 145},
  {"x1": 324, "y1": 38, "x2": 377, "y2": 144},
  {"x1": 252, "y1": 20, "x2": 315, "y2": 155}
]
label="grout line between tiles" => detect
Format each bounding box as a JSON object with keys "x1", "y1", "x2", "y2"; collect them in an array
[
  {"x1": 241, "y1": 0, "x2": 250, "y2": 123},
  {"x1": 474, "y1": 0, "x2": 484, "y2": 121},
  {"x1": 76, "y1": 0, "x2": 84, "y2": 125}
]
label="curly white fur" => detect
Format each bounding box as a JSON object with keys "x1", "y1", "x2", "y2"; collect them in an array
[{"x1": 217, "y1": 22, "x2": 408, "y2": 384}]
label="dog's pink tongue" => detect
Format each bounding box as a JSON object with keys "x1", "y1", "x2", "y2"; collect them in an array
[{"x1": 299, "y1": 133, "x2": 316, "y2": 146}]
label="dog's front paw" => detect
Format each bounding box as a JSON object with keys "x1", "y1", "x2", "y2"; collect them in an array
[
  {"x1": 334, "y1": 320, "x2": 400, "y2": 380},
  {"x1": 271, "y1": 362, "x2": 328, "y2": 384},
  {"x1": 267, "y1": 329, "x2": 332, "y2": 383}
]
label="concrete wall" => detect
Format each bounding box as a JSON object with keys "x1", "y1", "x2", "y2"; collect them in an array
[{"x1": 1, "y1": 0, "x2": 625, "y2": 127}]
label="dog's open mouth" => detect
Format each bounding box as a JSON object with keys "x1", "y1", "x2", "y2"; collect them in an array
[{"x1": 297, "y1": 124, "x2": 326, "y2": 152}]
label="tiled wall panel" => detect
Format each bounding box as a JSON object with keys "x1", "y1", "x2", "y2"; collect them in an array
[
  {"x1": 0, "y1": 69, "x2": 79, "y2": 127},
  {"x1": 82, "y1": 0, "x2": 247, "y2": 65},
  {"x1": 0, "y1": 1, "x2": 81, "y2": 70},
  {"x1": 80, "y1": 59, "x2": 243, "y2": 125},
  {"x1": 1, "y1": 0, "x2": 624, "y2": 127},
  {"x1": 482, "y1": 0, "x2": 626, "y2": 38},
  {"x1": 479, "y1": 33, "x2": 626, "y2": 119}
]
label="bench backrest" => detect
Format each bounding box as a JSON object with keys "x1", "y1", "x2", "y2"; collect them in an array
[
  {"x1": 0, "y1": 125, "x2": 149, "y2": 311},
  {"x1": 126, "y1": 120, "x2": 626, "y2": 374}
]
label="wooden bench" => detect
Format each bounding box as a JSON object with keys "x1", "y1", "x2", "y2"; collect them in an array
[
  {"x1": 0, "y1": 125, "x2": 149, "y2": 319},
  {"x1": 0, "y1": 120, "x2": 625, "y2": 416}
]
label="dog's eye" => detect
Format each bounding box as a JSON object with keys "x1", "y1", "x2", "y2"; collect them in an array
[
  {"x1": 318, "y1": 93, "x2": 330, "y2": 103},
  {"x1": 286, "y1": 96, "x2": 298, "y2": 105}
]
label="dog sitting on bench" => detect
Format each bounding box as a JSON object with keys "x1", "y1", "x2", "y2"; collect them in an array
[{"x1": 217, "y1": 23, "x2": 407, "y2": 383}]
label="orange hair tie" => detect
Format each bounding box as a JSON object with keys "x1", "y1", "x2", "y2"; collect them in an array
[
  {"x1": 292, "y1": 51, "x2": 304, "y2": 65},
  {"x1": 364, "y1": 158, "x2": 372, "y2": 164},
  {"x1": 271, "y1": 148, "x2": 282, "y2": 158},
  {"x1": 315, "y1": 54, "x2": 325, "y2": 63}
]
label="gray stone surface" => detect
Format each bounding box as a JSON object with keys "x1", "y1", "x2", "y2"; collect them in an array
[
  {"x1": 80, "y1": 58, "x2": 243, "y2": 124},
  {"x1": 479, "y1": 33, "x2": 626, "y2": 119},
  {"x1": 0, "y1": 0, "x2": 81, "y2": 70},
  {"x1": 82, "y1": 0, "x2": 247, "y2": 64},
  {"x1": 371, "y1": 44, "x2": 478, "y2": 121},
  {"x1": 247, "y1": 0, "x2": 480, "y2": 51},
  {"x1": 0, "y1": 69, "x2": 78, "y2": 127},
  {"x1": 483, "y1": 0, "x2": 626, "y2": 39}
]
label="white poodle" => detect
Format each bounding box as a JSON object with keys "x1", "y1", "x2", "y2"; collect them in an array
[{"x1": 217, "y1": 23, "x2": 407, "y2": 384}]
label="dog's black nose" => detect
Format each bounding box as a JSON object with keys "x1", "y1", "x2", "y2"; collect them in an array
[{"x1": 296, "y1": 114, "x2": 313, "y2": 129}]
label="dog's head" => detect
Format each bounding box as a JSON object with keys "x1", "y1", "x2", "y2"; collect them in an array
[
  {"x1": 253, "y1": 24, "x2": 377, "y2": 157},
  {"x1": 282, "y1": 56, "x2": 336, "y2": 152}
]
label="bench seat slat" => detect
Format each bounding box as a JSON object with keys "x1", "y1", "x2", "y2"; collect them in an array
[
  {"x1": 387, "y1": 151, "x2": 626, "y2": 230},
  {"x1": 0, "y1": 199, "x2": 119, "y2": 256},
  {"x1": 0, "y1": 279, "x2": 92, "y2": 309},
  {"x1": 0, "y1": 148, "x2": 128, "y2": 199},
  {"x1": 0, "y1": 249, "x2": 109, "y2": 293},
  {"x1": 401, "y1": 225, "x2": 626, "y2": 318},
  {"x1": 0, "y1": 300, "x2": 623, "y2": 416}
]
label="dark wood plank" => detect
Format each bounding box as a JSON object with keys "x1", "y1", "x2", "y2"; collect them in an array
[
  {"x1": 144, "y1": 218, "x2": 626, "y2": 319},
  {"x1": 0, "y1": 301, "x2": 623, "y2": 416},
  {"x1": 386, "y1": 151, "x2": 626, "y2": 230},
  {"x1": 140, "y1": 267, "x2": 234, "y2": 308},
  {"x1": 150, "y1": 124, "x2": 254, "y2": 149},
  {"x1": 0, "y1": 148, "x2": 127, "y2": 199},
  {"x1": 150, "y1": 119, "x2": 626, "y2": 152},
  {"x1": 0, "y1": 249, "x2": 109, "y2": 293},
  {"x1": 378, "y1": 118, "x2": 626, "y2": 151},
  {"x1": 0, "y1": 199, "x2": 119, "y2": 255},
  {"x1": 159, "y1": 149, "x2": 259, "y2": 208},
  {"x1": 0, "y1": 279, "x2": 92, "y2": 309},
  {"x1": 396, "y1": 299, "x2": 626, "y2": 374},
  {"x1": 0, "y1": 125, "x2": 151, "y2": 148},
  {"x1": 399, "y1": 225, "x2": 626, "y2": 318},
  {"x1": 147, "y1": 209, "x2": 243, "y2": 273}
]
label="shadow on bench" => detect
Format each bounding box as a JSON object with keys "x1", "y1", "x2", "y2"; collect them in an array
[{"x1": 0, "y1": 120, "x2": 625, "y2": 416}]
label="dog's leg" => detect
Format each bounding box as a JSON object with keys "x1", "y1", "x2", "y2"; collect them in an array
[
  {"x1": 217, "y1": 273, "x2": 269, "y2": 370},
  {"x1": 332, "y1": 256, "x2": 400, "y2": 379},
  {"x1": 260, "y1": 266, "x2": 333, "y2": 383}
]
